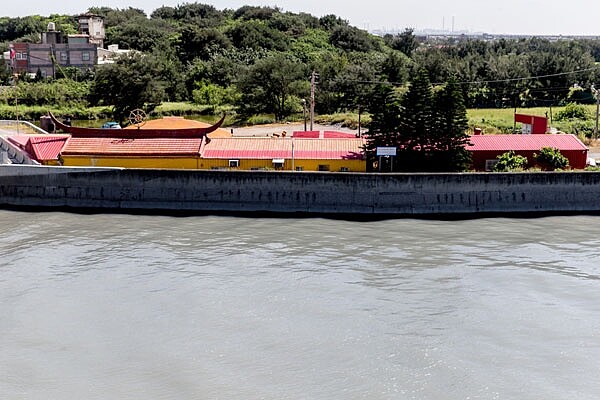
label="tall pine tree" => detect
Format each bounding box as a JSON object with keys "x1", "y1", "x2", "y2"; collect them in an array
[
  {"x1": 366, "y1": 69, "x2": 471, "y2": 172},
  {"x1": 365, "y1": 84, "x2": 402, "y2": 171},
  {"x1": 396, "y1": 68, "x2": 434, "y2": 171},
  {"x1": 431, "y1": 77, "x2": 472, "y2": 171}
]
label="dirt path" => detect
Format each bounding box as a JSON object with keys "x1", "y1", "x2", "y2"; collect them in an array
[{"x1": 231, "y1": 123, "x2": 358, "y2": 137}]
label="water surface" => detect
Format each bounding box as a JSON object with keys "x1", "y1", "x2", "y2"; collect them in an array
[{"x1": 1, "y1": 211, "x2": 599, "y2": 399}]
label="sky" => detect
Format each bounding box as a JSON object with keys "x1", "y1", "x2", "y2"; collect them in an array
[{"x1": 2, "y1": 0, "x2": 600, "y2": 36}]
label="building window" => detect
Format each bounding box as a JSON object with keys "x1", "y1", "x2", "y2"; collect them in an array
[
  {"x1": 82, "y1": 52, "x2": 90, "y2": 61},
  {"x1": 339, "y1": 167, "x2": 349, "y2": 172},
  {"x1": 16, "y1": 52, "x2": 27, "y2": 60},
  {"x1": 228, "y1": 159, "x2": 240, "y2": 168},
  {"x1": 60, "y1": 52, "x2": 68, "y2": 61},
  {"x1": 272, "y1": 158, "x2": 285, "y2": 169},
  {"x1": 318, "y1": 164, "x2": 330, "y2": 171},
  {"x1": 295, "y1": 166, "x2": 304, "y2": 171}
]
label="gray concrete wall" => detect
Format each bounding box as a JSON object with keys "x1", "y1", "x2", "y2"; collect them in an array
[{"x1": 1, "y1": 165, "x2": 600, "y2": 216}]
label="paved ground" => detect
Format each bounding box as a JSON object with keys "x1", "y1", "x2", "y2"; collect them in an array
[{"x1": 231, "y1": 123, "x2": 358, "y2": 137}]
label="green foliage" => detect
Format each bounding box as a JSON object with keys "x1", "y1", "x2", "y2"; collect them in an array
[
  {"x1": 567, "y1": 86, "x2": 596, "y2": 104},
  {"x1": 329, "y1": 25, "x2": 381, "y2": 52},
  {"x1": 150, "y1": 3, "x2": 222, "y2": 26},
  {"x1": 89, "y1": 53, "x2": 167, "y2": 123},
  {"x1": 534, "y1": 147, "x2": 569, "y2": 170},
  {"x1": 384, "y1": 28, "x2": 419, "y2": 57},
  {"x1": 366, "y1": 70, "x2": 471, "y2": 172},
  {"x1": 555, "y1": 102, "x2": 590, "y2": 121},
  {"x1": 192, "y1": 81, "x2": 240, "y2": 108},
  {"x1": 493, "y1": 151, "x2": 528, "y2": 172},
  {"x1": 226, "y1": 20, "x2": 290, "y2": 51},
  {"x1": 236, "y1": 52, "x2": 308, "y2": 121},
  {"x1": 1, "y1": 79, "x2": 91, "y2": 107},
  {"x1": 0, "y1": 16, "x2": 45, "y2": 41},
  {"x1": 178, "y1": 26, "x2": 231, "y2": 62},
  {"x1": 106, "y1": 17, "x2": 174, "y2": 53},
  {"x1": 0, "y1": 104, "x2": 112, "y2": 120},
  {"x1": 5, "y1": 4, "x2": 600, "y2": 132},
  {"x1": 381, "y1": 50, "x2": 411, "y2": 84},
  {"x1": 431, "y1": 78, "x2": 472, "y2": 171},
  {"x1": 318, "y1": 14, "x2": 348, "y2": 31}
]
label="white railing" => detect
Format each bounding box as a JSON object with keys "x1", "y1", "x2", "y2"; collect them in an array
[{"x1": 0, "y1": 120, "x2": 48, "y2": 134}]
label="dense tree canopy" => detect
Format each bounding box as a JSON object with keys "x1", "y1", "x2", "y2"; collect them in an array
[
  {"x1": 236, "y1": 53, "x2": 308, "y2": 121},
  {"x1": 2, "y1": 3, "x2": 600, "y2": 125},
  {"x1": 366, "y1": 70, "x2": 471, "y2": 172},
  {"x1": 89, "y1": 53, "x2": 167, "y2": 123}
]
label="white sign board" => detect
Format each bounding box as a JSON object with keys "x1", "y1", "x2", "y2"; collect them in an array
[{"x1": 376, "y1": 147, "x2": 397, "y2": 156}]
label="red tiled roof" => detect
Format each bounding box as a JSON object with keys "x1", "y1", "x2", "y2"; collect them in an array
[
  {"x1": 293, "y1": 131, "x2": 320, "y2": 138},
  {"x1": 292, "y1": 131, "x2": 357, "y2": 139},
  {"x1": 467, "y1": 134, "x2": 587, "y2": 152},
  {"x1": 7, "y1": 135, "x2": 29, "y2": 147},
  {"x1": 201, "y1": 137, "x2": 365, "y2": 160},
  {"x1": 8, "y1": 134, "x2": 69, "y2": 162},
  {"x1": 323, "y1": 131, "x2": 357, "y2": 138},
  {"x1": 61, "y1": 137, "x2": 203, "y2": 157}
]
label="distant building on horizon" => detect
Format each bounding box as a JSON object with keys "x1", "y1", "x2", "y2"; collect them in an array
[{"x1": 4, "y1": 13, "x2": 130, "y2": 77}]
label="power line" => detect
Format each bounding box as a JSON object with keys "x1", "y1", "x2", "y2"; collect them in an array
[
  {"x1": 449, "y1": 66, "x2": 600, "y2": 86},
  {"x1": 332, "y1": 66, "x2": 600, "y2": 87}
]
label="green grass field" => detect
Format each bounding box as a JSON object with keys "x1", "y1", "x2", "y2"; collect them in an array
[
  {"x1": 468, "y1": 105, "x2": 598, "y2": 137},
  {"x1": 3, "y1": 102, "x2": 597, "y2": 141}
]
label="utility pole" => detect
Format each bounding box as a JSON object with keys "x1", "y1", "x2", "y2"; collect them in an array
[
  {"x1": 14, "y1": 75, "x2": 19, "y2": 133},
  {"x1": 301, "y1": 99, "x2": 307, "y2": 131},
  {"x1": 310, "y1": 71, "x2": 318, "y2": 131},
  {"x1": 592, "y1": 85, "x2": 600, "y2": 140},
  {"x1": 357, "y1": 104, "x2": 362, "y2": 137}
]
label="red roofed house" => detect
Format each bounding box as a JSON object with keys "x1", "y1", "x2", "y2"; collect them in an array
[
  {"x1": 468, "y1": 134, "x2": 588, "y2": 171},
  {"x1": 199, "y1": 137, "x2": 366, "y2": 171},
  {"x1": 7, "y1": 134, "x2": 69, "y2": 165},
  {"x1": 61, "y1": 136, "x2": 205, "y2": 168},
  {"x1": 57, "y1": 115, "x2": 228, "y2": 169}
]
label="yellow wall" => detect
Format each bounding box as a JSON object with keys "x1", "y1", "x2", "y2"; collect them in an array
[
  {"x1": 61, "y1": 155, "x2": 366, "y2": 172},
  {"x1": 41, "y1": 159, "x2": 61, "y2": 166},
  {"x1": 62, "y1": 156, "x2": 200, "y2": 169},
  {"x1": 199, "y1": 158, "x2": 366, "y2": 172}
]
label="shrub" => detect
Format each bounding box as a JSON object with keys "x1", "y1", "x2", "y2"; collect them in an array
[
  {"x1": 534, "y1": 147, "x2": 569, "y2": 170},
  {"x1": 492, "y1": 151, "x2": 528, "y2": 172},
  {"x1": 555, "y1": 103, "x2": 590, "y2": 121}
]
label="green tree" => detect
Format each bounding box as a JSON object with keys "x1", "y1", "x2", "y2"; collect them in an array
[
  {"x1": 178, "y1": 26, "x2": 231, "y2": 62},
  {"x1": 364, "y1": 84, "x2": 403, "y2": 170},
  {"x1": 555, "y1": 102, "x2": 590, "y2": 121},
  {"x1": 105, "y1": 17, "x2": 173, "y2": 53},
  {"x1": 329, "y1": 25, "x2": 381, "y2": 52},
  {"x1": 367, "y1": 70, "x2": 471, "y2": 172},
  {"x1": 431, "y1": 78, "x2": 472, "y2": 171},
  {"x1": 89, "y1": 53, "x2": 166, "y2": 124},
  {"x1": 534, "y1": 147, "x2": 569, "y2": 170},
  {"x1": 492, "y1": 151, "x2": 528, "y2": 172},
  {"x1": 384, "y1": 28, "x2": 419, "y2": 57},
  {"x1": 396, "y1": 68, "x2": 434, "y2": 170},
  {"x1": 236, "y1": 53, "x2": 308, "y2": 121},
  {"x1": 226, "y1": 20, "x2": 290, "y2": 51}
]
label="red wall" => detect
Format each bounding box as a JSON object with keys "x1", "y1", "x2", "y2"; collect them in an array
[
  {"x1": 471, "y1": 149, "x2": 587, "y2": 170},
  {"x1": 514, "y1": 114, "x2": 548, "y2": 134}
]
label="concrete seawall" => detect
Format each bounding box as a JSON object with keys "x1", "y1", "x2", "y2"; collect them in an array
[{"x1": 1, "y1": 165, "x2": 600, "y2": 217}]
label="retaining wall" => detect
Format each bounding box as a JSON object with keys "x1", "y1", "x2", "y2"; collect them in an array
[{"x1": 1, "y1": 165, "x2": 600, "y2": 216}]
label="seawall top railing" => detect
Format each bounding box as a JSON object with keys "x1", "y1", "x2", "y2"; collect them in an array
[{"x1": 0, "y1": 120, "x2": 48, "y2": 135}]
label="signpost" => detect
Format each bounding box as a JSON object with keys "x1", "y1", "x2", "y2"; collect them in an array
[{"x1": 376, "y1": 147, "x2": 397, "y2": 172}]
